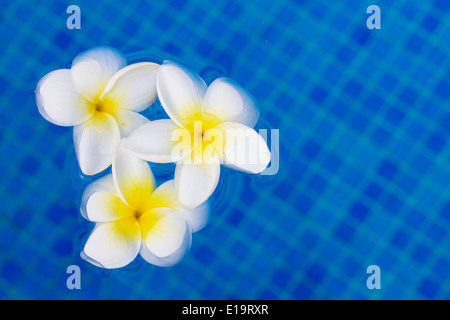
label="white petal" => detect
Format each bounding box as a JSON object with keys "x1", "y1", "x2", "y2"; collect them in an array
[
  {"x1": 125, "y1": 119, "x2": 189, "y2": 163},
  {"x1": 36, "y1": 69, "x2": 94, "y2": 126},
  {"x1": 139, "y1": 208, "x2": 191, "y2": 266},
  {"x1": 175, "y1": 160, "x2": 220, "y2": 209},
  {"x1": 85, "y1": 192, "x2": 135, "y2": 222},
  {"x1": 203, "y1": 78, "x2": 260, "y2": 128},
  {"x1": 216, "y1": 122, "x2": 271, "y2": 174},
  {"x1": 82, "y1": 218, "x2": 141, "y2": 269},
  {"x1": 112, "y1": 139, "x2": 155, "y2": 210},
  {"x1": 149, "y1": 180, "x2": 210, "y2": 232},
  {"x1": 156, "y1": 60, "x2": 207, "y2": 127},
  {"x1": 80, "y1": 175, "x2": 135, "y2": 223},
  {"x1": 149, "y1": 180, "x2": 183, "y2": 210},
  {"x1": 73, "y1": 112, "x2": 121, "y2": 176},
  {"x1": 80, "y1": 174, "x2": 115, "y2": 220},
  {"x1": 112, "y1": 110, "x2": 149, "y2": 138},
  {"x1": 182, "y1": 201, "x2": 210, "y2": 233},
  {"x1": 100, "y1": 62, "x2": 159, "y2": 112},
  {"x1": 71, "y1": 47, "x2": 126, "y2": 102}
]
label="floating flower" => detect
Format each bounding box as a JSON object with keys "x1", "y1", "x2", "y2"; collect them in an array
[
  {"x1": 125, "y1": 61, "x2": 271, "y2": 209},
  {"x1": 36, "y1": 47, "x2": 160, "y2": 175},
  {"x1": 80, "y1": 140, "x2": 209, "y2": 269}
]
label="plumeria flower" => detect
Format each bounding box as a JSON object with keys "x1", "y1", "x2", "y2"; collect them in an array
[
  {"x1": 125, "y1": 61, "x2": 271, "y2": 209},
  {"x1": 36, "y1": 47, "x2": 160, "y2": 175},
  {"x1": 80, "y1": 140, "x2": 209, "y2": 269}
]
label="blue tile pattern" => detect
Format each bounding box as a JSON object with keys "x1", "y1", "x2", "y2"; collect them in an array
[{"x1": 0, "y1": 0, "x2": 450, "y2": 299}]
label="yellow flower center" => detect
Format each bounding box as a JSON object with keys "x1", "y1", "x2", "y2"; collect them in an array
[
  {"x1": 181, "y1": 111, "x2": 224, "y2": 162},
  {"x1": 112, "y1": 207, "x2": 161, "y2": 241},
  {"x1": 93, "y1": 97, "x2": 116, "y2": 115},
  {"x1": 133, "y1": 209, "x2": 145, "y2": 219}
]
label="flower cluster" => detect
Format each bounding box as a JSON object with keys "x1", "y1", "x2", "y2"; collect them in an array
[{"x1": 36, "y1": 47, "x2": 271, "y2": 269}]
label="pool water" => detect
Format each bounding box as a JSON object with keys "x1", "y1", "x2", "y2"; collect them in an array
[{"x1": 1, "y1": 0, "x2": 450, "y2": 299}]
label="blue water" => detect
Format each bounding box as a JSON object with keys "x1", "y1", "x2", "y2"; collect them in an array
[{"x1": 1, "y1": 0, "x2": 450, "y2": 299}]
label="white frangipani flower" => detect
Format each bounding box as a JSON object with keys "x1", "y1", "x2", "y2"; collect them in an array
[
  {"x1": 36, "y1": 47, "x2": 160, "y2": 175},
  {"x1": 80, "y1": 139, "x2": 209, "y2": 269},
  {"x1": 126, "y1": 61, "x2": 271, "y2": 209}
]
